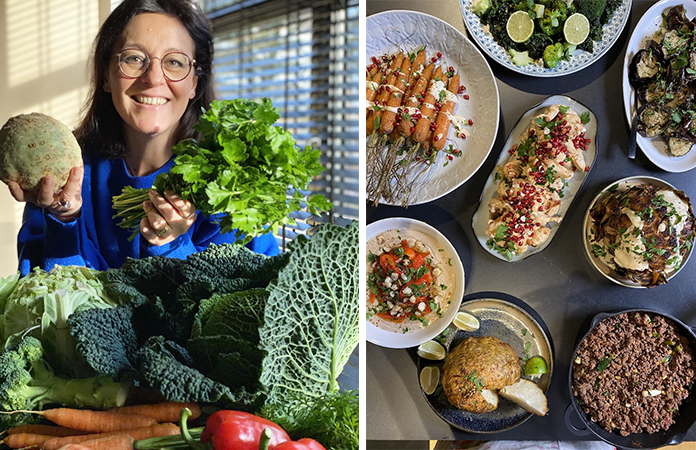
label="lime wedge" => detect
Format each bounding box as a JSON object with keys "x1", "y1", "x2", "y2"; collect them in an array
[
  {"x1": 563, "y1": 13, "x2": 590, "y2": 46},
  {"x1": 417, "y1": 340, "x2": 446, "y2": 360},
  {"x1": 506, "y1": 11, "x2": 534, "y2": 44},
  {"x1": 452, "y1": 311, "x2": 480, "y2": 331},
  {"x1": 524, "y1": 356, "x2": 548, "y2": 376},
  {"x1": 420, "y1": 365, "x2": 441, "y2": 395}
]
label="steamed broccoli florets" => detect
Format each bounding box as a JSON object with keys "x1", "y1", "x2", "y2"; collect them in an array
[
  {"x1": 472, "y1": 0, "x2": 492, "y2": 16},
  {"x1": 543, "y1": 42, "x2": 565, "y2": 68},
  {"x1": 538, "y1": 0, "x2": 568, "y2": 36},
  {"x1": 0, "y1": 337, "x2": 129, "y2": 428}
]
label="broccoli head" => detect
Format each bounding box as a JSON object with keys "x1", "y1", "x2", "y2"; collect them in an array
[
  {"x1": 543, "y1": 43, "x2": 565, "y2": 68},
  {"x1": 0, "y1": 336, "x2": 129, "y2": 428},
  {"x1": 538, "y1": 0, "x2": 568, "y2": 36}
]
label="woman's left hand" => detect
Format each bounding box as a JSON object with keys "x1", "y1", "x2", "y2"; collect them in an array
[{"x1": 140, "y1": 190, "x2": 197, "y2": 245}]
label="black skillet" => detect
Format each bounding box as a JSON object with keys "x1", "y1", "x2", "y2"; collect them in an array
[{"x1": 566, "y1": 308, "x2": 696, "y2": 449}]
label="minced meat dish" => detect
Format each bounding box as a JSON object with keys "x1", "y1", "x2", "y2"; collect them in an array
[{"x1": 572, "y1": 312, "x2": 696, "y2": 436}]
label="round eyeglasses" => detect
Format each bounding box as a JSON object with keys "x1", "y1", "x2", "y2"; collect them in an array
[{"x1": 112, "y1": 49, "x2": 196, "y2": 82}]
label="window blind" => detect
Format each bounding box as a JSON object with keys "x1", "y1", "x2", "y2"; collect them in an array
[{"x1": 200, "y1": 0, "x2": 360, "y2": 248}]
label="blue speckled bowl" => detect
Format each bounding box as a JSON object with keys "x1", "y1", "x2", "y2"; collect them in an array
[{"x1": 418, "y1": 291, "x2": 553, "y2": 433}]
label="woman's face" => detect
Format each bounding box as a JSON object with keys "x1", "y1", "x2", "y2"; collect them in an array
[{"x1": 104, "y1": 13, "x2": 198, "y2": 144}]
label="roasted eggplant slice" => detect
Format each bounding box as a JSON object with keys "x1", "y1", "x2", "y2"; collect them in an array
[
  {"x1": 667, "y1": 134, "x2": 694, "y2": 156},
  {"x1": 637, "y1": 103, "x2": 671, "y2": 138},
  {"x1": 661, "y1": 30, "x2": 689, "y2": 59},
  {"x1": 629, "y1": 42, "x2": 664, "y2": 87},
  {"x1": 638, "y1": 80, "x2": 666, "y2": 103}
]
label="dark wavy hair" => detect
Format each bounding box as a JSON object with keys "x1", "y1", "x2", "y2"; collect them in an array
[{"x1": 74, "y1": 0, "x2": 215, "y2": 158}]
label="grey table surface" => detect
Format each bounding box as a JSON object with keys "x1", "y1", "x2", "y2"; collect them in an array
[{"x1": 365, "y1": 0, "x2": 696, "y2": 443}]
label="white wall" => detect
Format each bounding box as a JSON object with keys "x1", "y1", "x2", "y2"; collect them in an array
[{"x1": 0, "y1": 0, "x2": 110, "y2": 277}]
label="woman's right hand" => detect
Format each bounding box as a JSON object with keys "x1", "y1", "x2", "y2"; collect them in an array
[{"x1": 7, "y1": 166, "x2": 84, "y2": 221}]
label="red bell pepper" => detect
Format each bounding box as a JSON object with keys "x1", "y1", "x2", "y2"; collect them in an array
[
  {"x1": 259, "y1": 428, "x2": 326, "y2": 450},
  {"x1": 180, "y1": 408, "x2": 290, "y2": 450}
]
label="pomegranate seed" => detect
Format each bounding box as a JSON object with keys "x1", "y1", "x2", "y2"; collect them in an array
[
  {"x1": 468, "y1": 119, "x2": 474, "y2": 126},
  {"x1": 437, "y1": 51, "x2": 442, "y2": 58},
  {"x1": 463, "y1": 94, "x2": 470, "y2": 100}
]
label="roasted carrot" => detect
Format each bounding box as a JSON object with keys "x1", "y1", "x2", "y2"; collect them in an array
[
  {"x1": 432, "y1": 72, "x2": 460, "y2": 151},
  {"x1": 379, "y1": 54, "x2": 413, "y2": 135},
  {"x1": 399, "y1": 61, "x2": 435, "y2": 138},
  {"x1": 41, "y1": 423, "x2": 179, "y2": 450},
  {"x1": 6, "y1": 424, "x2": 88, "y2": 437},
  {"x1": 109, "y1": 402, "x2": 201, "y2": 423},
  {"x1": 53, "y1": 445, "x2": 93, "y2": 450},
  {"x1": 75, "y1": 433, "x2": 134, "y2": 450},
  {"x1": 412, "y1": 66, "x2": 445, "y2": 144},
  {"x1": 367, "y1": 52, "x2": 404, "y2": 135},
  {"x1": 366, "y1": 63, "x2": 383, "y2": 104},
  {"x1": 7, "y1": 408, "x2": 157, "y2": 433},
  {"x1": 0, "y1": 432, "x2": 51, "y2": 449}
]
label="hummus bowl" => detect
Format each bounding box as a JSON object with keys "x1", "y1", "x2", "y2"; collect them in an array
[{"x1": 366, "y1": 217, "x2": 465, "y2": 348}]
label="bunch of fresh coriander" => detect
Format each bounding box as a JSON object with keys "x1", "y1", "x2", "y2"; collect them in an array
[{"x1": 112, "y1": 98, "x2": 332, "y2": 242}]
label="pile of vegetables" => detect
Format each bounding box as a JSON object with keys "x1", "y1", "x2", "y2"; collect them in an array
[
  {"x1": 472, "y1": 0, "x2": 623, "y2": 68},
  {"x1": 0, "y1": 221, "x2": 359, "y2": 450},
  {"x1": 112, "y1": 98, "x2": 332, "y2": 242}
]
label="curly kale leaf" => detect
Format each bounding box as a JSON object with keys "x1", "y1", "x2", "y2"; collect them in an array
[
  {"x1": 67, "y1": 305, "x2": 139, "y2": 380},
  {"x1": 259, "y1": 222, "x2": 359, "y2": 405},
  {"x1": 135, "y1": 336, "x2": 258, "y2": 408}
]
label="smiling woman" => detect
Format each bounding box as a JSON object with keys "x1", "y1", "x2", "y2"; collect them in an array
[{"x1": 8, "y1": 0, "x2": 280, "y2": 277}]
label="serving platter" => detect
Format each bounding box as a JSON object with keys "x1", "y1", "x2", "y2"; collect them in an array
[
  {"x1": 460, "y1": 0, "x2": 632, "y2": 77},
  {"x1": 472, "y1": 95, "x2": 598, "y2": 262},
  {"x1": 582, "y1": 176, "x2": 695, "y2": 288},
  {"x1": 365, "y1": 217, "x2": 465, "y2": 348},
  {"x1": 366, "y1": 10, "x2": 499, "y2": 206},
  {"x1": 621, "y1": 0, "x2": 696, "y2": 172},
  {"x1": 417, "y1": 292, "x2": 553, "y2": 433}
]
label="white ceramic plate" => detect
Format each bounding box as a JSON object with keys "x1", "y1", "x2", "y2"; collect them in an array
[
  {"x1": 472, "y1": 95, "x2": 598, "y2": 262},
  {"x1": 366, "y1": 217, "x2": 465, "y2": 348},
  {"x1": 583, "y1": 176, "x2": 694, "y2": 288},
  {"x1": 460, "y1": 0, "x2": 632, "y2": 77},
  {"x1": 622, "y1": 0, "x2": 696, "y2": 172},
  {"x1": 366, "y1": 10, "x2": 499, "y2": 206}
]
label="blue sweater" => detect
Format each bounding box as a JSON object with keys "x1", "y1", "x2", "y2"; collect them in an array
[{"x1": 17, "y1": 154, "x2": 279, "y2": 276}]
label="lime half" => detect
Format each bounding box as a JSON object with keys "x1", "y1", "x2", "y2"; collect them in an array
[
  {"x1": 420, "y1": 366, "x2": 441, "y2": 395},
  {"x1": 453, "y1": 311, "x2": 480, "y2": 331},
  {"x1": 506, "y1": 11, "x2": 534, "y2": 43},
  {"x1": 524, "y1": 356, "x2": 548, "y2": 376},
  {"x1": 563, "y1": 13, "x2": 590, "y2": 46},
  {"x1": 417, "y1": 340, "x2": 446, "y2": 360}
]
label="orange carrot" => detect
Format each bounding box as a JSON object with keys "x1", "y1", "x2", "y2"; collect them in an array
[
  {"x1": 53, "y1": 445, "x2": 92, "y2": 450},
  {"x1": 109, "y1": 402, "x2": 201, "y2": 423},
  {"x1": 399, "y1": 61, "x2": 435, "y2": 138},
  {"x1": 41, "y1": 423, "x2": 179, "y2": 450},
  {"x1": 412, "y1": 66, "x2": 445, "y2": 144},
  {"x1": 75, "y1": 433, "x2": 134, "y2": 450},
  {"x1": 6, "y1": 424, "x2": 88, "y2": 437},
  {"x1": 432, "y1": 72, "x2": 460, "y2": 151},
  {"x1": 0, "y1": 432, "x2": 51, "y2": 449},
  {"x1": 7, "y1": 408, "x2": 157, "y2": 433},
  {"x1": 379, "y1": 54, "x2": 413, "y2": 135},
  {"x1": 366, "y1": 64, "x2": 383, "y2": 104},
  {"x1": 367, "y1": 52, "x2": 405, "y2": 135}
]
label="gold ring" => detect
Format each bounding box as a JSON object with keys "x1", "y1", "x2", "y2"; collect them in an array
[{"x1": 156, "y1": 225, "x2": 168, "y2": 237}]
